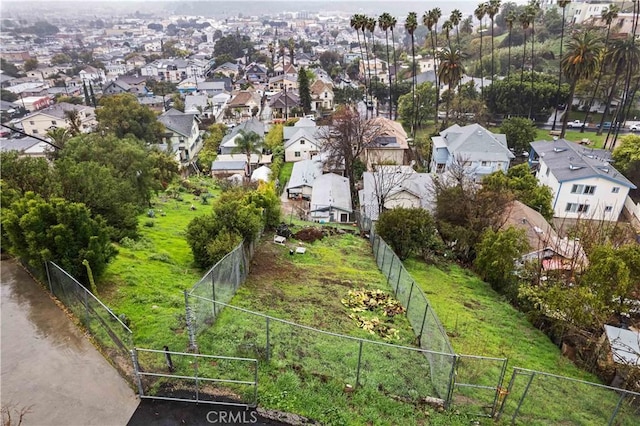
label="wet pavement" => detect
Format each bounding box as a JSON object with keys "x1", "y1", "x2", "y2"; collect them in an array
[{"x1": 1, "y1": 259, "x2": 139, "y2": 426}]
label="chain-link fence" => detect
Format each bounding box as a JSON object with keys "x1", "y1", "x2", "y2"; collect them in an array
[
  {"x1": 46, "y1": 261, "x2": 134, "y2": 381},
  {"x1": 190, "y1": 296, "x2": 455, "y2": 405},
  {"x1": 187, "y1": 238, "x2": 259, "y2": 349},
  {"x1": 497, "y1": 367, "x2": 640, "y2": 425}
]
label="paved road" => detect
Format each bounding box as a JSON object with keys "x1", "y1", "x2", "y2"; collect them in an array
[{"x1": 1, "y1": 259, "x2": 139, "y2": 426}]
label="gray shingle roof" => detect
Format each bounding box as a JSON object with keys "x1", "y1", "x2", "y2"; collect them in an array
[
  {"x1": 435, "y1": 123, "x2": 514, "y2": 161},
  {"x1": 531, "y1": 139, "x2": 636, "y2": 189},
  {"x1": 211, "y1": 160, "x2": 246, "y2": 171},
  {"x1": 220, "y1": 118, "x2": 265, "y2": 147},
  {"x1": 0, "y1": 136, "x2": 43, "y2": 153},
  {"x1": 287, "y1": 158, "x2": 323, "y2": 190},
  {"x1": 158, "y1": 109, "x2": 197, "y2": 137},
  {"x1": 310, "y1": 173, "x2": 352, "y2": 213}
]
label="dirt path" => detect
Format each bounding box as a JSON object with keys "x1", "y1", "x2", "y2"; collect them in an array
[{"x1": 1, "y1": 259, "x2": 139, "y2": 426}]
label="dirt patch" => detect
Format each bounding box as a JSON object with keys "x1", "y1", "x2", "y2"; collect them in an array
[
  {"x1": 463, "y1": 300, "x2": 482, "y2": 310},
  {"x1": 293, "y1": 227, "x2": 326, "y2": 243}
]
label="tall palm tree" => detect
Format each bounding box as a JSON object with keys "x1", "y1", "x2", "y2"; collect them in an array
[
  {"x1": 45, "y1": 127, "x2": 71, "y2": 157},
  {"x1": 405, "y1": 11, "x2": 418, "y2": 138},
  {"x1": 423, "y1": 10, "x2": 439, "y2": 127},
  {"x1": 268, "y1": 42, "x2": 275, "y2": 76},
  {"x1": 450, "y1": 9, "x2": 463, "y2": 48},
  {"x1": 279, "y1": 42, "x2": 288, "y2": 120},
  {"x1": 519, "y1": 11, "x2": 531, "y2": 87},
  {"x1": 367, "y1": 16, "x2": 379, "y2": 116},
  {"x1": 474, "y1": 3, "x2": 488, "y2": 96},
  {"x1": 351, "y1": 14, "x2": 369, "y2": 114},
  {"x1": 442, "y1": 20, "x2": 454, "y2": 51},
  {"x1": 588, "y1": 5, "x2": 620, "y2": 134},
  {"x1": 601, "y1": 36, "x2": 640, "y2": 145},
  {"x1": 430, "y1": 8, "x2": 442, "y2": 126},
  {"x1": 560, "y1": 29, "x2": 603, "y2": 138},
  {"x1": 438, "y1": 47, "x2": 466, "y2": 127},
  {"x1": 361, "y1": 14, "x2": 373, "y2": 119},
  {"x1": 527, "y1": 1, "x2": 541, "y2": 118},
  {"x1": 505, "y1": 10, "x2": 516, "y2": 80},
  {"x1": 552, "y1": 0, "x2": 571, "y2": 131},
  {"x1": 232, "y1": 129, "x2": 263, "y2": 177},
  {"x1": 389, "y1": 15, "x2": 399, "y2": 120},
  {"x1": 379, "y1": 13, "x2": 393, "y2": 118},
  {"x1": 487, "y1": 0, "x2": 501, "y2": 83}
]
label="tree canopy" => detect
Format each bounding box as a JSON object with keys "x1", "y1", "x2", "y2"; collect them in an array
[{"x1": 96, "y1": 94, "x2": 165, "y2": 144}]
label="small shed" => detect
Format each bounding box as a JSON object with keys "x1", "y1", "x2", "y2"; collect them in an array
[{"x1": 604, "y1": 325, "x2": 640, "y2": 366}]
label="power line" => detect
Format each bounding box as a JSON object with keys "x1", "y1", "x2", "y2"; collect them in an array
[{"x1": 0, "y1": 123, "x2": 61, "y2": 150}]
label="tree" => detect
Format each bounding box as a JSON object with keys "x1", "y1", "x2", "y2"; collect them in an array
[
  {"x1": 2, "y1": 194, "x2": 116, "y2": 283},
  {"x1": 171, "y1": 93, "x2": 184, "y2": 112},
  {"x1": 264, "y1": 123, "x2": 284, "y2": 152},
  {"x1": 376, "y1": 207, "x2": 440, "y2": 260},
  {"x1": 518, "y1": 10, "x2": 531, "y2": 87},
  {"x1": 1, "y1": 89, "x2": 18, "y2": 102},
  {"x1": 351, "y1": 14, "x2": 369, "y2": 113},
  {"x1": 198, "y1": 123, "x2": 227, "y2": 172},
  {"x1": 450, "y1": 9, "x2": 463, "y2": 48},
  {"x1": 483, "y1": 163, "x2": 554, "y2": 220},
  {"x1": 1, "y1": 58, "x2": 21, "y2": 77},
  {"x1": 505, "y1": 10, "x2": 517, "y2": 80},
  {"x1": 397, "y1": 82, "x2": 436, "y2": 130},
  {"x1": 320, "y1": 107, "x2": 384, "y2": 210},
  {"x1": 487, "y1": 0, "x2": 502, "y2": 82},
  {"x1": 526, "y1": 1, "x2": 541, "y2": 119},
  {"x1": 438, "y1": 48, "x2": 466, "y2": 127},
  {"x1": 23, "y1": 58, "x2": 38, "y2": 72},
  {"x1": 50, "y1": 53, "x2": 72, "y2": 65},
  {"x1": 379, "y1": 13, "x2": 394, "y2": 117},
  {"x1": 361, "y1": 15, "x2": 374, "y2": 118},
  {"x1": 388, "y1": 15, "x2": 399, "y2": 120},
  {"x1": 96, "y1": 94, "x2": 165, "y2": 144},
  {"x1": 442, "y1": 20, "x2": 454, "y2": 51},
  {"x1": 500, "y1": 117, "x2": 537, "y2": 153},
  {"x1": 474, "y1": 226, "x2": 529, "y2": 297},
  {"x1": 232, "y1": 130, "x2": 263, "y2": 176},
  {"x1": 474, "y1": 2, "x2": 488, "y2": 96},
  {"x1": 485, "y1": 73, "x2": 568, "y2": 118},
  {"x1": 64, "y1": 109, "x2": 82, "y2": 136},
  {"x1": 612, "y1": 134, "x2": 640, "y2": 185},
  {"x1": 0, "y1": 152, "x2": 58, "y2": 200},
  {"x1": 334, "y1": 86, "x2": 363, "y2": 106},
  {"x1": 552, "y1": 0, "x2": 572, "y2": 131},
  {"x1": 45, "y1": 127, "x2": 71, "y2": 159},
  {"x1": 424, "y1": 8, "x2": 442, "y2": 127},
  {"x1": 298, "y1": 66, "x2": 312, "y2": 114},
  {"x1": 560, "y1": 30, "x2": 603, "y2": 138},
  {"x1": 405, "y1": 12, "x2": 418, "y2": 138}
]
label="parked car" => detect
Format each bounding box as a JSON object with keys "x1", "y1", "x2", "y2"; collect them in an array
[
  {"x1": 567, "y1": 119, "x2": 585, "y2": 128},
  {"x1": 630, "y1": 124, "x2": 639, "y2": 132},
  {"x1": 596, "y1": 121, "x2": 621, "y2": 130}
]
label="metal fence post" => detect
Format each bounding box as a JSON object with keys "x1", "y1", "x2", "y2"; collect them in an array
[
  {"x1": 406, "y1": 281, "x2": 415, "y2": 314},
  {"x1": 266, "y1": 317, "x2": 270, "y2": 362},
  {"x1": 418, "y1": 304, "x2": 429, "y2": 342},
  {"x1": 130, "y1": 349, "x2": 144, "y2": 396},
  {"x1": 395, "y1": 267, "x2": 402, "y2": 293},
  {"x1": 387, "y1": 255, "x2": 394, "y2": 286},
  {"x1": 194, "y1": 357, "x2": 200, "y2": 403},
  {"x1": 445, "y1": 354, "x2": 458, "y2": 408},
  {"x1": 608, "y1": 392, "x2": 626, "y2": 426},
  {"x1": 83, "y1": 288, "x2": 90, "y2": 327},
  {"x1": 380, "y1": 241, "x2": 387, "y2": 271},
  {"x1": 495, "y1": 369, "x2": 518, "y2": 421},
  {"x1": 211, "y1": 273, "x2": 217, "y2": 317},
  {"x1": 356, "y1": 340, "x2": 364, "y2": 388},
  {"x1": 184, "y1": 290, "x2": 197, "y2": 352},
  {"x1": 511, "y1": 371, "x2": 536, "y2": 424},
  {"x1": 44, "y1": 261, "x2": 53, "y2": 295}
]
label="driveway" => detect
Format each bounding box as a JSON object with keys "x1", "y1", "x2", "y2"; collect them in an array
[{"x1": 1, "y1": 259, "x2": 139, "y2": 426}]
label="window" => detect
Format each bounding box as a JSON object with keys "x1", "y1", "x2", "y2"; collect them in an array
[
  {"x1": 300, "y1": 140, "x2": 305, "y2": 145},
  {"x1": 565, "y1": 203, "x2": 590, "y2": 214},
  {"x1": 481, "y1": 161, "x2": 489, "y2": 167},
  {"x1": 612, "y1": 187, "x2": 620, "y2": 193},
  {"x1": 29, "y1": 121, "x2": 35, "y2": 125},
  {"x1": 294, "y1": 152, "x2": 301, "y2": 157},
  {"x1": 604, "y1": 206, "x2": 613, "y2": 213},
  {"x1": 51, "y1": 120, "x2": 57, "y2": 125},
  {"x1": 571, "y1": 184, "x2": 596, "y2": 195},
  {"x1": 571, "y1": 184, "x2": 584, "y2": 194},
  {"x1": 584, "y1": 185, "x2": 596, "y2": 195},
  {"x1": 32, "y1": 129, "x2": 38, "y2": 134}
]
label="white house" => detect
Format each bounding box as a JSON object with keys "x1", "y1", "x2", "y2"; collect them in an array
[
  {"x1": 309, "y1": 173, "x2": 352, "y2": 223},
  {"x1": 431, "y1": 123, "x2": 514, "y2": 179},
  {"x1": 286, "y1": 158, "x2": 323, "y2": 199},
  {"x1": 158, "y1": 108, "x2": 202, "y2": 168},
  {"x1": 284, "y1": 127, "x2": 322, "y2": 162},
  {"x1": 79, "y1": 66, "x2": 106, "y2": 84},
  {"x1": 19, "y1": 102, "x2": 96, "y2": 136},
  {"x1": 529, "y1": 139, "x2": 636, "y2": 221}
]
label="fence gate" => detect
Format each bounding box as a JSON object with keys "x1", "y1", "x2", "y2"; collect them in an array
[
  {"x1": 451, "y1": 354, "x2": 508, "y2": 417},
  {"x1": 131, "y1": 348, "x2": 258, "y2": 406}
]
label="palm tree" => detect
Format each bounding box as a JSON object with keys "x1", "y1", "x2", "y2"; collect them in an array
[
  {"x1": 423, "y1": 10, "x2": 439, "y2": 127},
  {"x1": 587, "y1": 5, "x2": 620, "y2": 133},
  {"x1": 552, "y1": 0, "x2": 571, "y2": 131},
  {"x1": 442, "y1": 20, "x2": 454, "y2": 51},
  {"x1": 601, "y1": 36, "x2": 640, "y2": 145},
  {"x1": 379, "y1": 13, "x2": 393, "y2": 118},
  {"x1": 367, "y1": 16, "x2": 379, "y2": 116},
  {"x1": 64, "y1": 109, "x2": 82, "y2": 136},
  {"x1": 560, "y1": 30, "x2": 603, "y2": 138},
  {"x1": 527, "y1": 1, "x2": 541, "y2": 118},
  {"x1": 438, "y1": 47, "x2": 466, "y2": 127},
  {"x1": 405, "y1": 11, "x2": 418, "y2": 138},
  {"x1": 45, "y1": 127, "x2": 71, "y2": 158},
  {"x1": 389, "y1": 15, "x2": 399, "y2": 120},
  {"x1": 351, "y1": 14, "x2": 368, "y2": 114},
  {"x1": 519, "y1": 11, "x2": 531, "y2": 87},
  {"x1": 505, "y1": 10, "x2": 516, "y2": 80},
  {"x1": 361, "y1": 15, "x2": 373, "y2": 119},
  {"x1": 450, "y1": 9, "x2": 463, "y2": 48},
  {"x1": 487, "y1": 0, "x2": 501, "y2": 83},
  {"x1": 279, "y1": 42, "x2": 288, "y2": 120},
  {"x1": 474, "y1": 3, "x2": 488, "y2": 96},
  {"x1": 268, "y1": 42, "x2": 275, "y2": 76},
  {"x1": 430, "y1": 8, "x2": 442, "y2": 126},
  {"x1": 232, "y1": 129, "x2": 263, "y2": 177}
]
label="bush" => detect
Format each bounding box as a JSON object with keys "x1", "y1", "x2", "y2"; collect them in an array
[
  {"x1": 376, "y1": 208, "x2": 439, "y2": 260},
  {"x1": 206, "y1": 229, "x2": 242, "y2": 265}
]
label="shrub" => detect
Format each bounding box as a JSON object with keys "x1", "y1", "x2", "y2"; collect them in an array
[{"x1": 376, "y1": 208, "x2": 439, "y2": 260}]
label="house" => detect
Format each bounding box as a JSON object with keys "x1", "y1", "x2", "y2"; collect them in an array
[
  {"x1": 245, "y1": 63, "x2": 268, "y2": 83},
  {"x1": 267, "y1": 74, "x2": 298, "y2": 92},
  {"x1": 15, "y1": 96, "x2": 52, "y2": 113},
  {"x1": 212, "y1": 62, "x2": 240, "y2": 79},
  {"x1": 269, "y1": 91, "x2": 300, "y2": 119},
  {"x1": 158, "y1": 108, "x2": 202, "y2": 168},
  {"x1": 286, "y1": 158, "x2": 323, "y2": 199},
  {"x1": 284, "y1": 126, "x2": 322, "y2": 162},
  {"x1": 529, "y1": 139, "x2": 636, "y2": 221},
  {"x1": 430, "y1": 123, "x2": 514, "y2": 179},
  {"x1": 197, "y1": 79, "x2": 231, "y2": 95},
  {"x1": 219, "y1": 118, "x2": 265, "y2": 155},
  {"x1": 359, "y1": 166, "x2": 435, "y2": 222},
  {"x1": 363, "y1": 118, "x2": 410, "y2": 170},
  {"x1": 118, "y1": 75, "x2": 148, "y2": 96},
  {"x1": 184, "y1": 94, "x2": 212, "y2": 117},
  {"x1": 0, "y1": 136, "x2": 50, "y2": 158},
  {"x1": 310, "y1": 80, "x2": 334, "y2": 113},
  {"x1": 210, "y1": 159, "x2": 247, "y2": 178},
  {"x1": 19, "y1": 102, "x2": 96, "y2": 136},
  {"x1": 227, "y1": 90, "x2": 261, "y2": 119},
  {"x1": 102, "y1": 79, "x2": 132, "y2": 96},
  {"x1": 138, "y1": 95, "x2": 166, "y2": 112},
  {"x1": 502, "y1": 200, "x2": 588, "y2": 273},
  {"x1": 79, "y1": 66, "x2": 106, "y2": 84},
  {"x1": 309, "y1": 173, "x2": 352, "y2": 223},
  {"x1": 125, "y1": 55, "x2": 146, "y2": 71}
]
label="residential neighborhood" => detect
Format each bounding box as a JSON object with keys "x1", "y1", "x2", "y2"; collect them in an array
[{"x1": 1, "y1": 0, "x2": 640, "y2": 425}]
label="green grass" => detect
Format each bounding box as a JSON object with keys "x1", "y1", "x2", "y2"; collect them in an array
[
  {"x1": 404, "y1": 260, "x2": 639, "y2": 425},
  {"x1": 534, "y1": 127, "x2": 607, "y2": 148},
  {"x1": 279, "y1": 161, "x2": 293, "y2": 186}
]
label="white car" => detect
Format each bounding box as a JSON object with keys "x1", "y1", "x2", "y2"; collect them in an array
[
  {"x1": 630, "y1": 124, "x2": 639, "y2": 132},
  {"x1": 567, "y1": 120, "x2": 585, "y2": 128}
]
